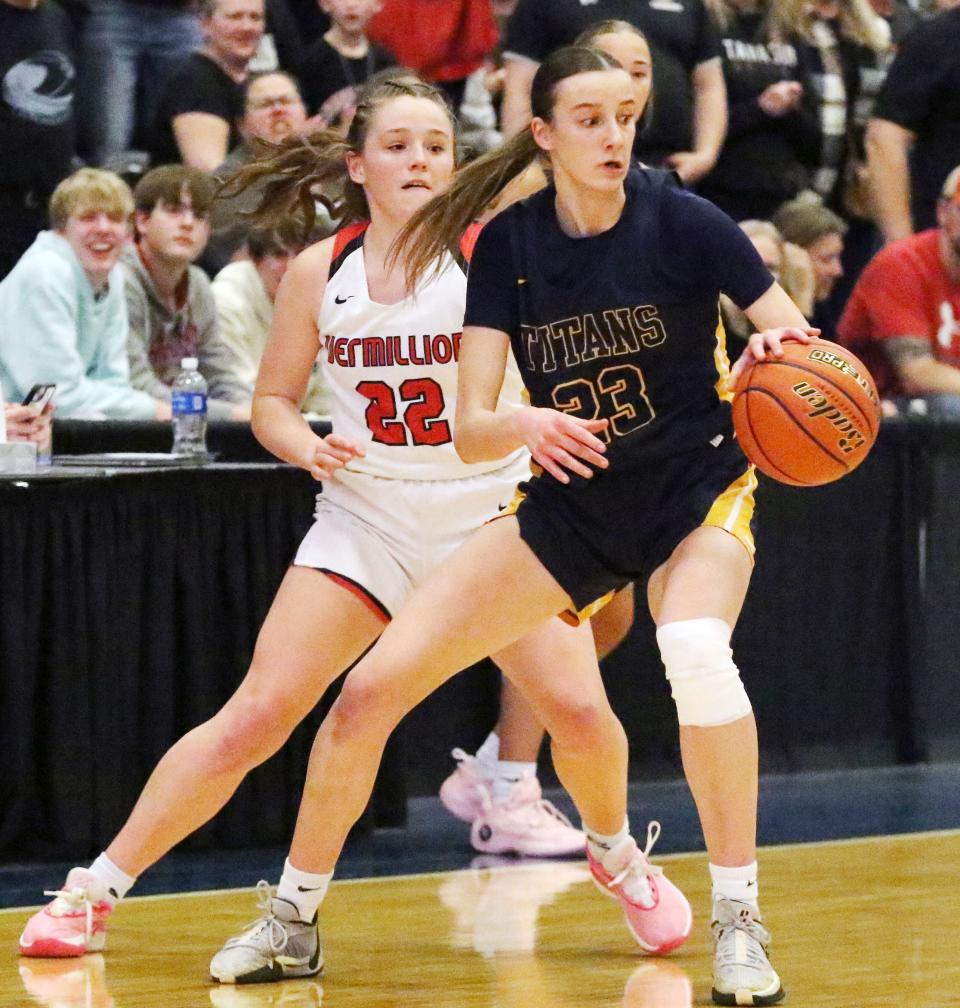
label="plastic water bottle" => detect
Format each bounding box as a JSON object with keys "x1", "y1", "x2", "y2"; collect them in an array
[{"x1": 171, "y1": 357, "x2": 208, "y2": 456}]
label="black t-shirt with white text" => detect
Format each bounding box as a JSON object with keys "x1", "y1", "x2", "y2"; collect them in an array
[
  {"x1": 698, "y1": 10, "x2": 820, "y2": 217},
  {"x1": 0, "y1": 0, "x2": 75, "y2": 195},
  {"x1": 503, "y1": 0, "x2": 721, "y2": 163}
]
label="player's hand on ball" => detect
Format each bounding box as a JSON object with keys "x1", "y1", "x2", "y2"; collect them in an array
[
  {"x1": 306, "y1": 433, "x2": 365, "y2": 481},
  {"x1": 730, "y1": 326, "x2": 820, "y2": 387},
  {"x1": 518, "y1": 407, "x2": 609, "y2": 484}
]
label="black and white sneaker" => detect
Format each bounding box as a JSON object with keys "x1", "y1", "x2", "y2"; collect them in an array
[{"x1": 210, "y1": 881, "x2": 323, "y2": 985}]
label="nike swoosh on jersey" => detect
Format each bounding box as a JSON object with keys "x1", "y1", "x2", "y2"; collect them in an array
[{"x1": 334, "y1": 294, "x2": 353, "y2": 304}]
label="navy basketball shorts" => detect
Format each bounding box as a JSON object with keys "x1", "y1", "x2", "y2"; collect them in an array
[{"x1": 507, "y1": 434, "x2": 757, "y2": 623}]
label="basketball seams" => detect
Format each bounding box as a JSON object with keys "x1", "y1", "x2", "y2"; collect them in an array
[
  {"x1": 742, "y1": 387, "x2": 849, "y2": 483},
  {"x1": 734, "y1": 395, "x2": 799, "y2": 485},
  {"x1": 758, "y1": 357, "x2": 879, "y2": 439}
]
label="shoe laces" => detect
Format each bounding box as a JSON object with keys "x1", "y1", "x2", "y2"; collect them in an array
[
  {"x1": 712, "y1": 901, "x2": 772, "y2": 962},
  {"x1": 42, "y1": 885, "x2": 96, "y2": 938},
  {"x1": 225, "y1": 880, "x2": 291, "y2": 954},
  {"x1": 606, "y1": 822, "x2": 664, "y2": 908}
]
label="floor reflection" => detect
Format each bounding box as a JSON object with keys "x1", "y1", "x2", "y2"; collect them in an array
[
  {"x1": 19, "y1": 953, "x2": 114, "y2": 1008},
  {"x1": 208, "y1": 979, "x2": 324, "y2": 1008}
]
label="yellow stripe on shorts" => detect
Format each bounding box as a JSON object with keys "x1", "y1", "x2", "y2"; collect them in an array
[{"x1": 702, "y1": 464, "x2": 758, "y2": 558}]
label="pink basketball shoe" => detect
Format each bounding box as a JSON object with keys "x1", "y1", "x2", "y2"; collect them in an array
[
  {"x1": 19, "y1": 869, "x2": 113, "y2": 958},
  {"x1": 469, "y1": 775, "x2": 585, "y2": 857},
  {"x1": 587, "y1": 822, "x2": 692, "y2": 955},
  {"x1": 438, "y1": 748, "x2": 493, "y2": 823}
]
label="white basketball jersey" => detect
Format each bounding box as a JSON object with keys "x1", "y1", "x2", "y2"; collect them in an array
[{"x1": 319, "y1": 223, "x2": 526, "y2": 481}]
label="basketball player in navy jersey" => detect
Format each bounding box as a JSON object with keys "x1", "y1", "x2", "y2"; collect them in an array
[
  {"x1": 19, "y1": 71, "x2": 692, "y2": 983},
  {"x1": 439, "y1": 16, "x2": 656, "y2": 851},
  {"x1": 238, "y1": 49, "x2": 820, "y2": 1005}
]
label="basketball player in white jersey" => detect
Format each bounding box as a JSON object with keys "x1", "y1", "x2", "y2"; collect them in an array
[{"x1": 19, "y1": 73, "x2": 691, "y2": 983}]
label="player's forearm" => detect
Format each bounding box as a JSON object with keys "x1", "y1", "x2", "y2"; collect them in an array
[
  {"x1": 454, "y1": 405, "x2": 527, "y2": 463},
  {"x1": 252, "y1": 392, "x2": 320, "y2": 468},
  {"x1": 866, "y1": 118, "x2": 914, "y2": 243}
]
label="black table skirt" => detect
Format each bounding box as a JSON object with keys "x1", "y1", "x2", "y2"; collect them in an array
[{"x1": 0, "y1": 465, "x2": 419, "y2": 859}]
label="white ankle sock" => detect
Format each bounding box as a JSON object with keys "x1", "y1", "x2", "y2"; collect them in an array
[
  {"x1": 491, "y1": 759, "x2": 536, "y2": 801},
  {"x1": 585, "y1": 818, "x2": 630, "y2": 862},
  {"x1": 709, "y1": 861, "x2": 759, "y2": 910},
  {"x1": 474, "y1": 732, "x2": 500, "y2": 775},
  {"x1": 276, "y1": 859, "x2": 332, "y2": 923},
  {"x1": 88, "y1": 853, "x2": 136, "y2": 905}
]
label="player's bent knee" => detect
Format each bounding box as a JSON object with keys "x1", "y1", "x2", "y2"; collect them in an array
[
  {"x1": 656, "y1": 617, "x2": 752, "y2": 727},
  {"x1": 209, "y1": 702, "x2": 294, "y2": 771},
  {"x1": 547, "y1": 696, "x2": 622, "y2": 755},
  {"x1": 330, "y1": 674, "x2": 400, "y2": 740}
]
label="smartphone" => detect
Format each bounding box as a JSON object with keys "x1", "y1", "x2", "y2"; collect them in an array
[{"x1": 21, "y1": 383, "x2": 56, "y2": 410}]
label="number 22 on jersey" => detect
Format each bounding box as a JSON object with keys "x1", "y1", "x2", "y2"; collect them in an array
[{"x1": 356, "y1": 378, "x2": 452, "y2": 447}]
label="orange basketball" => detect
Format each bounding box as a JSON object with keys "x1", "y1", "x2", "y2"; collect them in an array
[{"x1": 732, "y1": 338, "x2": 882, "y2": 486}]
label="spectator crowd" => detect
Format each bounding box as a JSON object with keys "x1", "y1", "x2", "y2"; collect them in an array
[{"x1": 1, "y1": 0, "x2": 959, "y2": 437}]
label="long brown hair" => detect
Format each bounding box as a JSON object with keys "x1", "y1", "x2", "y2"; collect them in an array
[
  {"x1": 395, "y1": 45, "x2": 623, "y2": 289},
  {"x1": 218, "y1": 70, "x2": 457, "y2": 240},
  {"x1": 770, "y1": 0, "x2": 889, "y2": 50}
]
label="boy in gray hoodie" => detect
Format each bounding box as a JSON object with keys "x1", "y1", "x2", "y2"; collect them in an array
[{"x1": 123, "y1": 165, "x2": 251, "y2": 421}]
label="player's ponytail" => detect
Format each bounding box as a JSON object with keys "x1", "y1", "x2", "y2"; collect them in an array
[
  {"x1": 217, "y1": 126, "x2": 351, "y2": 240},
  {"x1": 396, "y1": 45, "x2": 623, "y2": 290}
]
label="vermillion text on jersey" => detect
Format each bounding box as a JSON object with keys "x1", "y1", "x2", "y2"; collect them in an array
[
  {"x1": 325, "y1": 332, "x2": 463, "y2": 368},
  {"x1": 521, "y1": 304, "x2": 667, "y2": 373}
]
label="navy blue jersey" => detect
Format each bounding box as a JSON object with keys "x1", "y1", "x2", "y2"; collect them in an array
[{"x1": 465, "y1": 167, "x2": 774, "y2": 467}]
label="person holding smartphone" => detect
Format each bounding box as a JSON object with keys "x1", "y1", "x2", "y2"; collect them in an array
[{"x1": 2, "y1": 395, "x2": 53, "y2": 451}]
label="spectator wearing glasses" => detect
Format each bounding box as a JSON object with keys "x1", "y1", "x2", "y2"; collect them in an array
[
  {"x1": 774, "y1": 196, "x2": 848, "y2": 339},
  {"x1": 149, "y1": 0, "x2": 265, "y2": 172},
  {"x1": 205, "y1": 70, "x2": 312, "y2": 274},
  {"x1": 123, "y1": 164, "x2": 252, "y2": 419}
]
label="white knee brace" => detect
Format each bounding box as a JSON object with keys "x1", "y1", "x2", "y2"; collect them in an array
[{"x1": 656, "y1": 617, "x2": 752, "y2": 727}]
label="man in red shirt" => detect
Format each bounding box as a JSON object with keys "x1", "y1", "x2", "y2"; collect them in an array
[{"x1": 839, "y1": 164, "x2": 960, "y2": 409}]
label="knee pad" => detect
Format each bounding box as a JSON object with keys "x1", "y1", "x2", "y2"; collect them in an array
[{"x1": 656, "y1": 618, "x2": 752, "y2": 727}]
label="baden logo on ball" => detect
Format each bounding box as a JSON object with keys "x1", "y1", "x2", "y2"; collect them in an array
[{"x1": 731, "y1": 338, "x2": 881, "y2": 486}]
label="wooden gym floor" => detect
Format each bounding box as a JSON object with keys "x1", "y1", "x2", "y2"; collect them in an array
[{"x1": 2, "y1": 829, "x2": 959, "y2": 1008}]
